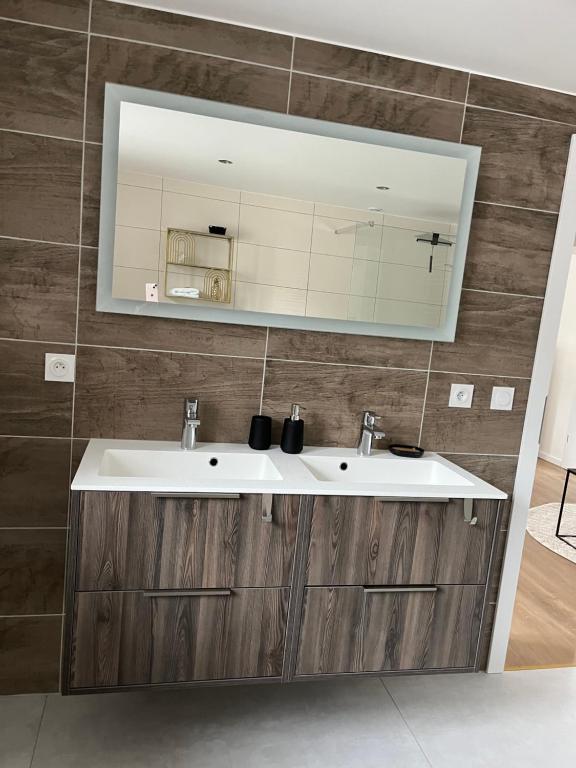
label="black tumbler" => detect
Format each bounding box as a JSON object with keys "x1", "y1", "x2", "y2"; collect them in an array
[{"x1": 248, "y1": 415, "x2": 272, "y2": 450}]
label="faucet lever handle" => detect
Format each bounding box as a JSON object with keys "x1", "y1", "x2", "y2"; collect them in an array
[
  {"x1": 362, "y1": 410, "x2": 381, "y2": 427},
  {"x1": 184, "y1": 397, "x2": 199, "y2": 420}
]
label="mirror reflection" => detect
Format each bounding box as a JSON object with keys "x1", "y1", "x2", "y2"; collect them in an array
[{"x1": 112, "y1": 102, "x2": 468, "y2": 329}]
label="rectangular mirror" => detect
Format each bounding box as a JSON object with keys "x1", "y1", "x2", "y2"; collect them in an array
[{"x1": 98, "y1": 85, "x2": 481, "y2": 341}]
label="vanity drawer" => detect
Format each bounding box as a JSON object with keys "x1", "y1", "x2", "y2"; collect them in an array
[
  {"x1": 69, "y1": 587, "x2": 289, "y2": 689},
  {"x1": 295, "y1": 584, "x2": 484, "y2": 676},
  {"x1": 306, "y1": 496, "x2": 499, "y2": 586},
  {"x1": 76, "y1": 491, "x2": 299, "y2": 590}
]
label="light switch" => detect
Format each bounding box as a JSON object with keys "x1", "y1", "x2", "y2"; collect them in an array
[
  {"x1": 491, "y1": 386, "x2": 515, "y2": 411},
  {"x1": 449, "y1": 383, "x2": 474, "y2": 408}
]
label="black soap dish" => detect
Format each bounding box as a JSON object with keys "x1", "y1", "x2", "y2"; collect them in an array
[{"x1": 389, "y1": 444, "x2": 424, "y2": 458}]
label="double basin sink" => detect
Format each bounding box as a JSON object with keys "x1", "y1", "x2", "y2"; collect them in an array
[{"x1": 73, "y1": 440, "x2": 507, "y2": 499}]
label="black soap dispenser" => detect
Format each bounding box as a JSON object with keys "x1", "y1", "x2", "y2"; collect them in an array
[{"x1": 280, "y1": 403, "x2": 304, "y2": 454}]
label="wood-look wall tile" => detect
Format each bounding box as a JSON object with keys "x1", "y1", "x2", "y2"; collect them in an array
[
  {"x1": 262, "y1": 360, "x2": 426, "y2": 447},
  {"x1": 77, "y1": 248, "x2": 267, "y2": 357},
  {"x1": 464, "y1": 203, "x2": 556, "y2": 297},
  {"x1": 85, "y1": 36, "x2": 290, "y2": 142},
  {"x1": 0, "y1": 437, "x2": 70, "y2": 526},
  {"x1": 0, "y1": 616, "x2": 61, "y2": 694},
  {"x1": 91, "y1": 0, "x2": 293, "y2": 68},
  {"x1": 0, "y1": 132, "x2": 82, "y2": 243},
  {"x1": 468, "y1": 75, "x2": 576, "y2": 125},
  {"x1": 421, "y1": 372, "x2": 530, "y2": 454},
  {"x1": 73, "y1": 346, "x2": 263, "y2": 441},
  {"x1": 71, "y1": 438, "x2": 88, "y2": 478},
  {"x1": 462, "y1": 107, "x2": 573, "y2": 211},
  {"x1": 267, "y1": 328, "x2": 431, "y2": 370},
  {"x1": 440, "y1": 454, "x2": 518, "y2": 496},
  {"x1": 293, "y1": 39, "x2": 468, "y2": 101},
  {"x1": 289, "y1": 73, "x2": 464, "y2": 142},
  {"x1": 0, "y1": 20, "x2": 86, "y2": 138},
  {"x1": 82, "y1": 143, "x2": 102, "y2": 248},
  {"x1": 0, "y1": 0, "x2": 89, "y2": 29},
  {"x1": 0, "y1": 530, "x2": 66, "y2": 615},
  {"x1": 0, "y1": 340, "x2": 74, "y2": 437},
  {"x1": 0, "y1": 239, "x2": 78, "y2": 342},
  {"x1": 432, "y1": 291, "x2": 543, "y2": 378}
]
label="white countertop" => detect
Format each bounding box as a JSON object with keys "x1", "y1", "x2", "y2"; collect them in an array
[{"x1": 72, "y1": 439, "x2": 508, "y2": 500}]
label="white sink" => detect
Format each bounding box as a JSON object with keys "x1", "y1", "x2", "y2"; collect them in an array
[
  {"x1": 297, "y1": 455, "x2": 474, "y2": 486},
  {"x1": 72, "y1": 440, "x2": 506, "y2": 499},
  {"x1": 99, "y1": 449, "x2": 283, "y2": 482}
]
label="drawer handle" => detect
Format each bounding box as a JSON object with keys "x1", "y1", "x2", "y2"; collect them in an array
[
  {"x1": 150, "y1": 493, "x2": 240, "y2": 500},
  {"x1": 363, "y1": 586, "x2": 438, "y2": 594},
  {"x1": 375, "y1": 497, "x2": 450, "y2": 503},
  {"x1": 142, "y1": 589, "x2": 232, "y2": 598}
]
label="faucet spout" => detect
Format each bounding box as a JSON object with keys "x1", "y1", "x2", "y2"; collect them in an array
[{"x1": 181, "y1": 397, "x2": 201, "y2": 450}]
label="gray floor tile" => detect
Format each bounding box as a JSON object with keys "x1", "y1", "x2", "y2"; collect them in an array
[
  {"x1": 32, "y1": 679, "x2": 430, "y2": 768},
  {"x1": 385, "y1": 669, "x2": 576, "y2": 768},
  {"x1": 0, "y1": 694, "x2": 46, "y2": 768}
]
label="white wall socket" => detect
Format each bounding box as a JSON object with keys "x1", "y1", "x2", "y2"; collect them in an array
[
  {"x1": 45, "y1": 353, "x2": 75, "y2": 382},
  {"x1": 491, "y1": 386, "x2": 515, "y2": 411},
  {"x1": 449, "y1": 383, "x2": 474, "y2": 408}
]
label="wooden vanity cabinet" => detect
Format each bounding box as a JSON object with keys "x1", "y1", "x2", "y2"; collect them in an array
[
  {"x1": 63, "y1": 492, "x2": 500, "y2": 693},
  {"x1": 294, "y1": 496, "x2": 500, "y2": 678}
]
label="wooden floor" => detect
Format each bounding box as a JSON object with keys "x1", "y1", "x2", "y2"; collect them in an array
[{"x1": 505, "y1": 459, "x2": 576, "y2": 669}]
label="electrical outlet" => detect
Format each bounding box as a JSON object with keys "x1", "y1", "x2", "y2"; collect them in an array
[
  {"x1": 491, "y1": 386, "x2": 515, "y2": 411},
  {"x1": 45, "y1": 353, "x2": 75, "y2": 382},
  {"x1": 449, "y1": 383, "x2": 474, "y2": 408}
]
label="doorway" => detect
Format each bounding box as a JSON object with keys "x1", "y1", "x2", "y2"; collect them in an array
[{"x1": 488, "y1": 135, "x2": 576, "y2": 672}]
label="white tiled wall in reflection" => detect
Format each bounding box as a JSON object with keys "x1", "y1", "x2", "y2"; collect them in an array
[
  {"x1": 112, "y1": 172, "x2": 456, "y2": 326},
  {"x1": 236, "y1": 243, "x2": 310, "y2": 290}
]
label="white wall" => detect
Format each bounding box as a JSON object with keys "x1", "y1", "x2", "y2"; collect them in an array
[
  {"x1": 112, "y1": 170, "x2": 456, "y2": 326},
  {"x1": 540, "y1": 251, "x2": 576, "y2": 466}
]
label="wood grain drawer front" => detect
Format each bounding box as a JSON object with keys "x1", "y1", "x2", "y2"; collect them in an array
[
  {"x1": 295, "y1": 585, "x2": 484, "y2": 676},
  {"x1": 306, "y1": 497, "x2": 498, "y2": 586},
  {"x1": 76, "y1": 492, "x2": 299, "y2": 590},
  {"x1": 70, "y1": 587, "x2": 289, "y2": 689}
]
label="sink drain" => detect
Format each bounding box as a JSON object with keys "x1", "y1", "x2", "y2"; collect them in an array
[{"x1": 209, "y1": 457, "x2": 218, "y2": 467}]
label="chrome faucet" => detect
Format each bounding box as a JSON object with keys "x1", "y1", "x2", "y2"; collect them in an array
[
  {"x1": 181, "y1": 397, "x2": 200, "y2": 450},
  {"x1": 357, "y1": 411, "x2": 386, "y2": 456}
]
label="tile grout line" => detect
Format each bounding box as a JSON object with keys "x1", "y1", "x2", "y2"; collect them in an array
[
  {"x1": 0, "y1": 235, "x2": 83, "y2": 248},
  {"x1": 0, "y1": 15, "x2": 87, "y2": 34},
  {"x1": 28, "y1": 694, "x2": 48, "y2": 768},
  {"x1": 378, "y1": 678, "x2": 436, "y2": 768},
  {"x1": 463, "y1": 287, "x2": 545, "y2": 300},
  {"x1": 0, "y1": 126, "x2": 83, "y2": 144},
  {"x1": 67, "y1": 0, "x2": 93, "y2": 474},
  {"x1": 0, "y1": 527, "x2": 67, "y2": 531},
  {"x1": 293, "y1": 68, "x2": 466, "y2": 106},
  {"x1": 459, "y1": 71, "x2": 471, "y2": 142},
  {"x1": 418, "y1": 342, "x2": 434, "y2": 445},
  {"x1": 474, "y1": 199, "x2": 559, "y2": 215},
  {"x1": 286, "y1": 37, "x2": 295, "y2": 113},
  {"x1": 0, "y1": 434, "x2": 79, "y2": 441},
  {"x1": 0, "y1": 613, "x2": 64, "y2": 618},
  {"x1": 258, "y1": 327, "x2": 270, "y2": 414},
  {"x1": 60, "y1": 0, "x2": 93, "y2": 691}
]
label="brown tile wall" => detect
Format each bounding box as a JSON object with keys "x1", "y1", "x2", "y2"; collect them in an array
[{"x1": 0, "y1": 0, "x2": 573, "y2": 692}]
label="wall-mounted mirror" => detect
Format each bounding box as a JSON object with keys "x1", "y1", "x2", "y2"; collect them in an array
[{"x1": 98, "y1": 85, "x2": 480, "y2": 341}]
